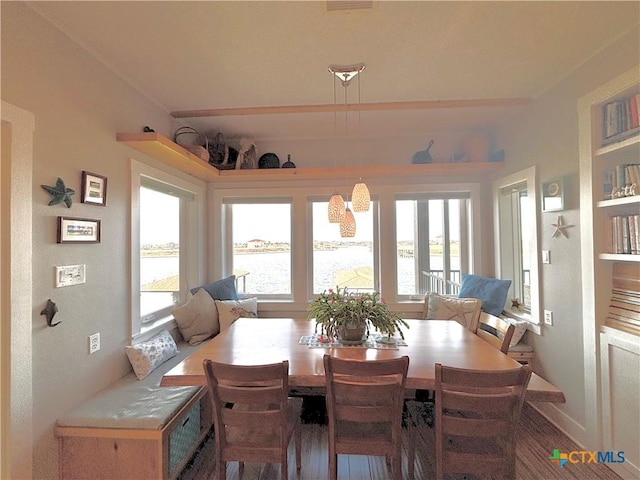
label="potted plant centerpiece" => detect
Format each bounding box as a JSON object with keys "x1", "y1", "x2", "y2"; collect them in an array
[{"x1": 307, "y1": 287, "x2": 408, "y2": 345}]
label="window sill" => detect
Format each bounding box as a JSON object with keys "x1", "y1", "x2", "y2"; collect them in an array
[{"x1": 133, "y1": 315, "x2": 177, "y2": 343}]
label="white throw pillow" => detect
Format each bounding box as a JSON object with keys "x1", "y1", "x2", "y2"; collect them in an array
[
  {"x1": 501, "y1": 316, "x2": 528, "y2": 347},
  {"x1": 215, "y1": 297, "x2": 258, "y2": 331},
  {"x1": 125, "y1": 329, "x2": 179, "y2": 380},
  {"x1": 423, "y1": 292, "x2": 482, "y2": 333},
  {"x1": 172, "y1": 288, "x2": 220, "y2": 345}
]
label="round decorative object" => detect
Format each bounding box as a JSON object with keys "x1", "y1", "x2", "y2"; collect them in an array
[
  {"x1": 547, "y1": 181, "x2": 560, "y2": 196},
  {"x1": 258, "y1": 153, "x2": 280, "y2": 169}
]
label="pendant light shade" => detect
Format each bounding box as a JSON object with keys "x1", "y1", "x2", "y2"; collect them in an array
[
  {"x1": 328, "y1": 193, "x2": 346, "y2": 223},
  {"x1": 340, "y1": 207, "x2": 356, "y2": 237},
  {"x1": 351, "y1": 182, "x2": 370, "y2": 212}
]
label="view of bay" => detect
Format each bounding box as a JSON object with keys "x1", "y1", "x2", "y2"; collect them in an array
[{"x1": 141, "y1": 246, "x2": 458, "y2": 297}]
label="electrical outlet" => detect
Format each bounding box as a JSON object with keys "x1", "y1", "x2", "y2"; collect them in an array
[
  {"x1": 544, "y1": 310, "x2": 553, "y2": 326},
  {"x1": 89, "y1": 333, "x2": 100, "y2": 354}
]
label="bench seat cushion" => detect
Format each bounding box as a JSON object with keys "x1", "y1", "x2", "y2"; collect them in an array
[
  {"x1": 57, "y1": 343, "x2": 201, "y2": 430},
  {"x1": 508, "y1": 341, "x2": 534, "y2": 353}
]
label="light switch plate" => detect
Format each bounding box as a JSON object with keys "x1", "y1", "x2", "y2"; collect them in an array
[
  {"x1": 542, "y1": 250, "x2": 550, "y2": 264},
  {"x1": 55, "y1": 264, "x2": 86, "y2": 287}
]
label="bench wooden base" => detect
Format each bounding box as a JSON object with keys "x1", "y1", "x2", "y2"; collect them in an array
[
  {"x1": 508, "y1": 351, "x2": 537, "y2": 371},
  {"x1": 56, "y1": 386, "x2": 212, "y2": 480}
]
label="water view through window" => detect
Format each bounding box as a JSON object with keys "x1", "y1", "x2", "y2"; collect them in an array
[{"x1": 139, "y1": 186, "x2": 180, "y2": 320}]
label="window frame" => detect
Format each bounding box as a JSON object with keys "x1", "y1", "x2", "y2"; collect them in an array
[
  {"x1": 212, "y1": 182, "x2": 482, "y2": 317},
  {"x1": 131, "y1": 160, "x2": 205, "y2": 341},
  {"x1": 493, "y1": 166, "x2": 541, "y2": 331},
  {"x1": 393, "y1": 193, "x2": 472, "y2": 300},
  {"x1": 308, "y1": 196, "x2": 380, "y2": 295},
  {"x1": 222, "y1": 197, "x2": 294, "y2": 299}
]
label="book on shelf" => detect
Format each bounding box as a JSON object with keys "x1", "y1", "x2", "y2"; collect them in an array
[
  {"x1": 602, "y1": 93, "x2": 640, "y2": 146},
  {"x1": 602, "y1": 163, "x2": 640, "y2": 199},
  {"x1": 606, "y1": 214, "x2": 640, "y2": 254}
]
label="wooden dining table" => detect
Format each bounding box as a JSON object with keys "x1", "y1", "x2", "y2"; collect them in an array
[{"x1": 161, "y1": 317, "x2": 565, "y2": 403}]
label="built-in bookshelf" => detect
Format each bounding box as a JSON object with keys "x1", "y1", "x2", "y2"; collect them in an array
[
  {"x1": 591, "y1": 91, "x2": 640, "y2": 260},
  {"x1": 579, "y1": 66, "x2": 640, "y2": 479}
]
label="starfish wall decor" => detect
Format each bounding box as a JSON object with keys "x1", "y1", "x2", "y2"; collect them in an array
[
  {"x1": 551, "y1": 215, "x2": 574, "y2": 239},
  {"x1": 41, "y1": 177, "x2": 75, "y2": 208}
]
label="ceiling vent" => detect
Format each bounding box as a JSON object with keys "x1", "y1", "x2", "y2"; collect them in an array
[{"x1": 326, "y1": 1, "x2": 373, "y2": 12}]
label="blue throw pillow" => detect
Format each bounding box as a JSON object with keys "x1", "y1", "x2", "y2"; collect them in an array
[
  {"x1": 190, "y1": 275, "x2": 238, "y2": 301},
  {"x1": 458, "y1": 274, "x2": 511, "y2": 317}
]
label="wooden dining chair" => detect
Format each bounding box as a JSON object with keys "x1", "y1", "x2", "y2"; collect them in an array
[
  {"x1": 323, "y1": 354, "x2": 409, "y2": 480},
  {"x1": 202, "y1": 359, "x2": 302, "y2": 480},
  {"x1": 409, "y1": 362, "x2": 532, "y2": 480},
  {"x1": 476, "y1": 314, "x2": 516, "y2": 354}
]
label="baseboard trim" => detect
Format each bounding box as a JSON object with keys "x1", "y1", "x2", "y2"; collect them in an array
[{"x1": 527, "y1": 401, "x2": 586, "y2": 448}]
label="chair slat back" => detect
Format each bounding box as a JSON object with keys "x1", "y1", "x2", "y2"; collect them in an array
[
  {"x1": 323, "y1": 354, "x2": 409, "y2": 480},
  {"x1": 477, "y1": 314, "x2": 516, "y2": 354},
  {"x1": 203, "y1": 359, "x2": 302, "y2": 479},
  {"x1": 434, "y1": 363, "x2": 531, "y2": 480}
]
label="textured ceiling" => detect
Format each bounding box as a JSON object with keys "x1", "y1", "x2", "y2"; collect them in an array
[{"x1": 28, "y1": 1, "x2": 640, "y2": 140}]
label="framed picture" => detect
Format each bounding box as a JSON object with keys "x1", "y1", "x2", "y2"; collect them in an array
[
  {"x1": 57, "y1": 216, "x2": 101, "y2": 244},
  {"x1": 542, "y1": 177, "x2": 566, "y2": 212},
  {"x1": 81, "y1": 171, "x2": 107, "y2": 206}
]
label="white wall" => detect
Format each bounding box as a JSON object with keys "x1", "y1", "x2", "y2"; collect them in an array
[
  {"x1": 1, "y1": 4, "x2": 176, "y2": 477},
  {"x1": 493, "y1": 26, "x2": 640, "y2": 441}
]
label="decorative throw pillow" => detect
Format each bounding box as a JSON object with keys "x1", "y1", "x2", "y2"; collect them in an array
[
  {"x1": 172, "y1": 288, "x2": 220, "y2": 345},
  {"x1": 423, "y1": 292, "x2": 482, "y2": 333},
  {"x1": 124, "y1": 329, "x2": 179, "y2": 380},
  {"x1": 215, "y1": 297, "x2": 258, "y2": 331},
  {"x1": 190, "y1": 275, "x2": 238, "y2": 301},
  {"x1": 458, "y1": 274, "x2": 511, "y2": 317},
  {"x1": 501, "y1": 316, "x2": 528, "y2": 347}
]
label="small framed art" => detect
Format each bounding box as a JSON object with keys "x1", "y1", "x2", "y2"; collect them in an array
[
  {"x1": 57, "y1": 216, "x2": 101, "y2": 244},
  {"x1": 541, "y1": 177, "x2": 566, "y2": 212},
  {"x1": 81, "y1": 171, "x2": 107, "y2": 206}
]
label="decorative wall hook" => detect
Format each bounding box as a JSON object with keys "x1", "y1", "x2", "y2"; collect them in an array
[
  {"x1": 41, "y1": 299, "x2": 61, "y2": 327},
  {"x1": 41, "y1": 178, "x2": 75, "y2": 208}
]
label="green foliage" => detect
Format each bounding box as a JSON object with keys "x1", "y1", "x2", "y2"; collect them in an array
[{"x1": 307, "y1": 286, "x2": 408, "y2": 340}]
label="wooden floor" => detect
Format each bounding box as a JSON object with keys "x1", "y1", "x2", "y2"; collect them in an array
[{"x1": 179, "y1": 403, "x2": 622, "y2": 480}]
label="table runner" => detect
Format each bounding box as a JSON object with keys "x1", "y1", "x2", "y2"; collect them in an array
[{"x1": 299, "y1": 333, "x2": 407, "y2": 350}]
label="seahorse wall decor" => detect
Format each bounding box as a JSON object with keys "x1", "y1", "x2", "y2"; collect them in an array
[{"x1": 41, "y1": 298, "x2": 61, "y2": 327}]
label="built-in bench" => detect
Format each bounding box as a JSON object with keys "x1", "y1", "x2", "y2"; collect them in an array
[
  {"x1": 55, "y1": 342, "x2": 213, "y2": 480},
  {"x1": 478, "y1": 312, "x2": 537, "y2": 371}
]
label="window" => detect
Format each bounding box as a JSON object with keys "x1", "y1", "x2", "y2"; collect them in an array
[
  {"x1": 395, "y1": 195, "x2": 470, "y2": 297},
  {"x1": 493, "y1": 167, "x2": 541, "y2": 327},
  {"x1": 222, "y1": 199, "x2": 292, "y2": 297},
  {"x1": 212, "y1": 184, "x2": 481, "y2": 313},
  {"x1": 139, "y1": 185, "x2": 180, "y2": 319},
  {"x1": 311, "y1": 200, "x2": 377, "y2": 294},
  {"x1": 131, "y1": 161, "x2": 204, "y2": 339}
]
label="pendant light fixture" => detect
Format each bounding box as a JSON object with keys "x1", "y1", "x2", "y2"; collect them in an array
[
  {"x1": 340, "y1": 206, "x2": 356, "y2": 237},
  {"x1": 327, "y1": 63, "x2": 369, "y2": 229},
  {"x1": 351, "y1": 182, "x2": 370, "y2": 212},
  {"x1": 328, "y1": 192, "x2": 346, "y2": 223},
  {"x1": 351, "y1": 73, "x2": 370, "y2": 212}
]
